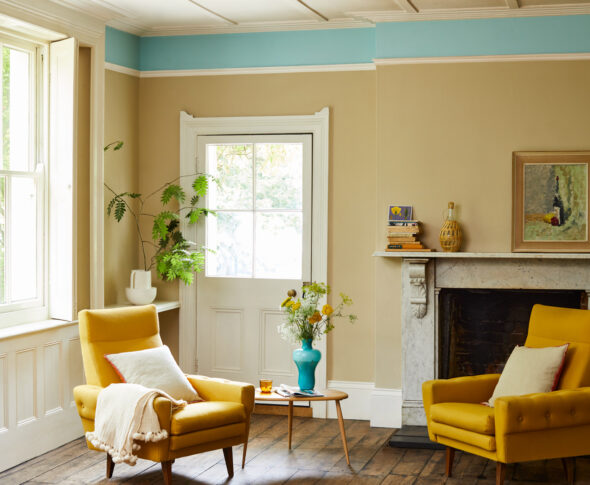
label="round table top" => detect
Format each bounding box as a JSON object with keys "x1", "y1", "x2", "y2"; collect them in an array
[{"x1": 254, "y1": 388, "x2": 348, "y2": 402}]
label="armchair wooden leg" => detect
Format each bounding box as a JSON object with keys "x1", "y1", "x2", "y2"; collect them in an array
[
  {"x1": 223, "y1": 447, "x2": 234, "y2": 478},
  {"x1": 106, "y1": 453, "x2": 115, "y2": 479},
  {"x1": 562, "y1": 457, "x2": 575, "y2": 484},
  {"x1": 161, "y1": 460, "x2": 173, "y2": 485},
  {"x1": 445, "y1": 447, "x2": 455, "y2": 477},
  {"x1": 496, "y1": 462, "x2": 506, "y2": 485},
  {"x1": 242, "y1": 417, "x2": 250, "y2": 468}
]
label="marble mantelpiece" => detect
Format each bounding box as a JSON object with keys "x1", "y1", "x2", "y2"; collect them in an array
[{"x1": 374, "y1": 252, "x2": 590, "y2": 425}]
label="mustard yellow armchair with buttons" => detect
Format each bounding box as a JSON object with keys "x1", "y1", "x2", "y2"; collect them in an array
[
  {"x1": 73, "y1": 305, "x2": 254, "y2": 484},
  {"x1": 423, "y1": 304, "x2": 590, "y2": 485}
]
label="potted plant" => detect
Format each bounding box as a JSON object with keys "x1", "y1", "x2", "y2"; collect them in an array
[
  {"x1": 279, "y1": 282, "x2": 356, "y2": 390},
  {"x1": 104, "y1": 141, "x2": 214, "y2": 304}
]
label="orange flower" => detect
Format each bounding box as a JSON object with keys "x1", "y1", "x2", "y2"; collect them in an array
[{"x1": 309, "y1": 311, "x2": 322, "y2": 324}]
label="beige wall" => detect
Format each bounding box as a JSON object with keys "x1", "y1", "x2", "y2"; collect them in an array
[
  {"x1": 76, "y1": 47, "x2": 91, "y2": 311},
  {"x1": 137, "y1": 72, "x2": 377, "y2": 382},
  {"x1": 104, "y1": 70, "x2": 140, "y2": 306},
  {"x1": 374, "y1": 60, "x2": 590, "y2": 388},
  {"x1": 103, "y1": 59, "x2": 590, "y2": 387}
]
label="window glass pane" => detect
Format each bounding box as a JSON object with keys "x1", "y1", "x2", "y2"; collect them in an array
[
  {"x1": 255, "y1": 143, "x2": 302, "y2": 210},
  {"x1": 9, "y1": 177, "x2": 36, "y2": 301},
  {"x1": 254, "y1": 212, "x2": 302, "y2": 279},
  {"x1": 207, "y1": 144, "x2": 253, "y2": 210},
  {"x1": 0, "y1": 176, "x2": 4, "y2": 304},
  {"x1": 3, "y1": 47, "x2": 30, "y2": 171},
  {"x1": 206, "y1": 211, "x2": 253, "y2": 277}
]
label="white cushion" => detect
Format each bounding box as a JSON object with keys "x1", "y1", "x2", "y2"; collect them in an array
[
  {"x1": 105, "y1": 345, "x2": 201, "y2": 402},
  {"x1": 487, "y1": 344, "x2": 568, "y2": 407}
]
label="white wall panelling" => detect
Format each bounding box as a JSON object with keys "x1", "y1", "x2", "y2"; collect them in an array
[
  {"x1": 0, "y1": 323, "x2": 84, "y2": 472},
  {"x1": 212, "y1": 308, "x2": 242, "y2": 372},
  {"x1": 258, "y1": 309, "x2": 294, "y2": 377}
]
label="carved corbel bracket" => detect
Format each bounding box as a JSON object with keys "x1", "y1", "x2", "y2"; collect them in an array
[{"x1": 408, "y1": 258, "x2": 429, "y2": 319}]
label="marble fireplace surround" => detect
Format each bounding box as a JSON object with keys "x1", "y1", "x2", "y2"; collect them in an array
[{"x1": 375, "y1": 251, "x2": 590, "y2": 426}]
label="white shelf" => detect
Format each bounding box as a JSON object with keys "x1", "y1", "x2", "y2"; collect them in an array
[
  {"x1": 105, "y1": 300, "x2": 180, "y2": 313},
  {"x1": 373, "y1": 251, "x2": 590, "y2": 260}
]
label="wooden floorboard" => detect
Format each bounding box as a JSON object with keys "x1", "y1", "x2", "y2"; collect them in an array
[{"x1": 3, "y1": 414, "x2": 590, "y2": 484}]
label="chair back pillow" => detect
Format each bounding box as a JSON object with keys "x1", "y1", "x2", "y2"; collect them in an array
[
  {"x1": 105, "y1": 345, "x2": 201, "y2": 402},
  {"x1": 487, "y1": 344, "x2": 568, "y2": 407}
]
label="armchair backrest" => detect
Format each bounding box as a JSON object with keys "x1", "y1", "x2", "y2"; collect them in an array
[
  {"x1": 525, "y1": 304, "x2": 590, "y2": 390},
  {"x1": 78, "y1": 305, "x2": 163, "y2": 387}
]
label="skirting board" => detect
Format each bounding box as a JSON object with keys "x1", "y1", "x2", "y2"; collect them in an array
[{"x1": 327, "y1": 380, "x2": 401, "y2": 428}]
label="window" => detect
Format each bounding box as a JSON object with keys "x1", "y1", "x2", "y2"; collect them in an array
[
  {"x1": 201, "y1": 135, "x2": 311, "y2": 279},
  {"x1": 0, "y1": 35, "x2": 45, "y2": 324}
]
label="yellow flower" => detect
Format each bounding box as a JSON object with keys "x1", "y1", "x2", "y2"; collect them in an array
[
  {"x1": 391, "y1": 206, "x2": 401, "y2": 216},
  {"x1": 292, "y1": 301, "x2": 301, "y2": 311},
  {"x1": 322, "y1": 304, "x2": 334, "y2": 316},
  {"x1": 285, "y1": 300, "x2": 293, "y2": 308},
  {"x1": 281, "y1": 297, "x2": 292, "y2": 307},
  {"x1": 309, "y1": 311, "x2": 322, "y2": 324}
]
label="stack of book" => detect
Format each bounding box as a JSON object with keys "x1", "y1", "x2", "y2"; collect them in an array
[{"x1": 386, "y1": 220, "x2": 432, "y2": 252}]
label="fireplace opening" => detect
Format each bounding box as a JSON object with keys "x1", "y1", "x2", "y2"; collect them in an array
[{"x1": 438, "y1": 288, "x2": 587, "y2": 379}]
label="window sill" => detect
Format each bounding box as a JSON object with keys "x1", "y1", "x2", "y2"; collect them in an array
[
  {"x1": 0, "y1": 300, "x2": 180, "y2": 341},
  {"x1": 0, "y1": 317, "x2": 77, "y2": 341}
]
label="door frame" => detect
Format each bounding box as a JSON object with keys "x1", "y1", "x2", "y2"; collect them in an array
[{"x1": 179, "y1": 108, "x2": 329, "y2": 417}]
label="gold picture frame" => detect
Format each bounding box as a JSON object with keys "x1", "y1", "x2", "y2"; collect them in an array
[{"x1": 513, "y1": 151, "x2": 590, "y2": 252}]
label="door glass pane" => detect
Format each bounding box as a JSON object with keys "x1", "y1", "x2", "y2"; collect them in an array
[
  {"x1": 207, "y1": 144, "x2": 253, "y2": 210},
  {"x1": 0, "y1": 176, "x2": 4, "y2": 304},
  {"x1": 255, "y1": 143, "x2": 302, "y2": 210},
  {"x1": 3, "y1": 47, "x2": 31, "y2": 171},
  {"x1": 255, "y1": 212, "x2": 302, "y2": 279},
  {"x1": 206, "y1": 211, "x2": 253, "y2": 277},
  {"x1": 9, "y1": 177, "x2": 36, "y2": 301}
]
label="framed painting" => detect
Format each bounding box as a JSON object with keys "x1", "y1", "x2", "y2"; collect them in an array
[
  {"x1": 388, "y1": 205, "x2": 413, "y2": 222},
  {"x1": 513, "y1": 151, "x2": 590, "y2": 252}
]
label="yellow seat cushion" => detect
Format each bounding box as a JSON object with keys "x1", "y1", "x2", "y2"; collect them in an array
[
  {"x1": 431, "y1": 402, "x2": 495, "y2": 435},
  {"x1": 431, "y1": 421, "x2": 497, "y2": 451},
  {"x1": 171, "y1": 401, "x2": 246, "y2": 435}
]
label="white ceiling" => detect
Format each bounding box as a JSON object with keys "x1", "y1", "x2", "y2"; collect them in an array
[{"x1": 50, "y1": 0, "x2": 590, "y2": 35}]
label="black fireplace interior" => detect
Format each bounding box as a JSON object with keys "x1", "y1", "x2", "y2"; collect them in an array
[{"x1": 438, "y1": 288, "x2": 586, "y2": 379}]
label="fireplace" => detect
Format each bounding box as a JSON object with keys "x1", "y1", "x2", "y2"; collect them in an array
[
  {"x1": 398, "y1": 254, "x2": 590, "y2": 426},
  {"x1": 438, "y1": 288, "x2": 586, "y2": 379}
]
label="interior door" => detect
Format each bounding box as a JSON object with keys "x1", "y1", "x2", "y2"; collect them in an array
[{"x1": 196, "y1": 135, "x2": 312, "y2": 391}]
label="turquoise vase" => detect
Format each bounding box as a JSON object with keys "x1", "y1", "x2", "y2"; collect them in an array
[{"x1": 293, "y1": 339, "x2": 321, "y2": 391}]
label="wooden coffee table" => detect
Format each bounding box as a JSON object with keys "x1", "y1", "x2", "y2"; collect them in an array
[{"x1": 255, "y1": 389, "x2": 350, "y2": 465}]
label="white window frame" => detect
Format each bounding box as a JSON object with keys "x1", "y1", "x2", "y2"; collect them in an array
[
  {"x1": 197, "y1": 134, "x2": 312, "y2": 281},
  {"x1": 0, "y1": 32, "x2": 48, "y2": 327}
]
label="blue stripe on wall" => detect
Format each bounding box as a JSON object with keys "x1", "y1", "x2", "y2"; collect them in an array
[
  {"x1": 105, "y1": 26, "x2": 140, "y2": 70},
  {"x1": 138, "y1": 28, "x2": 375, "y2": 70},
  {"x1": 376, "y1": 15, "x2": 590, "y2": 59},
  {"x1": 104, "y1": 15, "x2": 590, "y2": 72}
]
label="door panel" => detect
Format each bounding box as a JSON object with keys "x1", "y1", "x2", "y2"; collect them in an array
[{"x1": 196, "y1": 135, "x2": 311, "y2": 390}]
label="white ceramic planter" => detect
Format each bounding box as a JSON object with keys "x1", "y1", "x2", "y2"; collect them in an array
[{"x1": 125, "y1": 269, "x2": 157, "y2": 305}]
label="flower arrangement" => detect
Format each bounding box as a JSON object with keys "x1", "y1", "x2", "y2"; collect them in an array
[{"x1": 278, "y1": 282, "x2": 356, "y2": 344}]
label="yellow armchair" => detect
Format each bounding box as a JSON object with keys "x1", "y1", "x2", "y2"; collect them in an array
[
  {"x1": 423, "y1": 304, "x2": 590, "y2": 485},
  {"x1": 73, "y1": 305, "x2": 254, "y2": 484}
]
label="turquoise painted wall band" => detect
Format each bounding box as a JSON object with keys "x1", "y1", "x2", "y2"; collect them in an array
[{"x1": 105, "y1": 15, "x2": 590, "y2": 72}]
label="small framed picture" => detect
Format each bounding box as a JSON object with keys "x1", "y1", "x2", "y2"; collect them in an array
[
  {"x1": 388, "y1": 205, "x2": 413, "y2": 222},
  {"x1": 513, "y1": 151, "x2": 590, "y2": 252}
]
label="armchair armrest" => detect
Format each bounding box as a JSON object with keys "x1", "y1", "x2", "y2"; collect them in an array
[
  {"x1": 186, "y1": 375, "x2": 255, "y2": 415},
  {"x1": 423, "y1": 374, "x2": 500, "y2": 408},
  {"x1": 495, "y1": 387, "x2": 590, "y2": 436},
  {"x1": 73, "y1": 384, "x2": 172, "y2": 431}
]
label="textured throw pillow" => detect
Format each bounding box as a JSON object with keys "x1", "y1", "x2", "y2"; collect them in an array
[
  {"x1": 104, "y1": 345, "x2": 200, "y2": 402},
  {"x1": 487, "y1": 344, "x2": 568, "y2": 407}
]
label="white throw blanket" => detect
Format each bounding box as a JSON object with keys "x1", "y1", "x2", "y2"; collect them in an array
[{"x1": 86, "y1": 383, "x2": 186, "y2": 465}]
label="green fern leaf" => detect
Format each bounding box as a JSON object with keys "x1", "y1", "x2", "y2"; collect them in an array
[
  {"x1": 127, "y1": 193, "x2": 141, "y2": 199},
  {"x1": 192, "y1": 175, "x2": 208, "y2": 197},
  {"x1": 190, "y1": 195, "x2": 200, "y2": 206},
  {"x1": 114, "y1": 200, "x2": 126, "y2": 222},
  {"x1": 106, "y1": 197, "x2": 117, "y2": 216},
  {"x1": 186, "y1": 208, "x2": 204, "y2": 224},
  {"x1": 161, "y1": 184, "x2": 186, "y2": 205}
]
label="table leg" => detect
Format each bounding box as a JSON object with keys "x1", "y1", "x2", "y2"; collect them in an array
[
  {"x1": 335, "y1": 400, "x2": 350, "y2": 465},
  {"x1": 288, "y1": 401, "x2": 293, "y2": 449}
]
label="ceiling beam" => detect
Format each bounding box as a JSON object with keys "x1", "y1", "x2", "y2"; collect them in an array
[
  {"x1": 394, "y1": 0, "x2": 418, "y2": 13},
  {"x1": 295, "y1": 0, "x2": 329, "y2": 21},
  {"x1": 505, "y1": 0, "x2": 520, "y2": 8},
  {"x1": 186, "y1": 0, "x2": 238, "y2": 25}
]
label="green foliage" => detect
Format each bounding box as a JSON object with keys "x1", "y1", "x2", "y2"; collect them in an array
[{"x1": 104, "y1": 140, "x2": 213, "y2": 284}]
